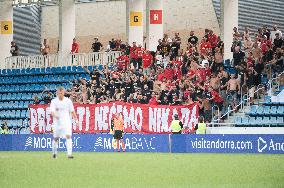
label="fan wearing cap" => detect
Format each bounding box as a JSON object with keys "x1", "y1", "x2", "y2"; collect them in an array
[{"x1": 170, "y1": 114, "x2": 183, "y2": 134}]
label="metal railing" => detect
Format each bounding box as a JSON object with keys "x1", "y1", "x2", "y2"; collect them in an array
[
  {"x1": 4, "y1": 54, "x2": 58, "y2": 69},
  {"x1": 2, "y1": 51, "x2": 122, "y2": 69},
  {"x1": 213, "y1": 71, "x2": 284, "y2": 124},
  {"x1": 267, "y1": 71, "x2": 284, "y2": 96},
  {"x1": 67, "y1": 51, "x2": 121, "y2": 67}
]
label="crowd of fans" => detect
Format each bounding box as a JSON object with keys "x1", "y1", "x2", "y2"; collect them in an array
[{"x1": 31, "y1": 25, "x2": 284, "y2": 123}]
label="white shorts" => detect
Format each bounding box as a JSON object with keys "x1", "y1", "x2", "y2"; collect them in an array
[{"x1": 52, "y1": 121, "x2": 72, "y2": 138}]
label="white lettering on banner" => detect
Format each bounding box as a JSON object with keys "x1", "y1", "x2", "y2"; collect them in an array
[
  {"x1": 77, "y1": 107, "x2": 85, "y2": 131},
  {"x1": 85, "y1": 107, "x2": 90, "y2": 132},
  {"x1": 189, "y1": 106, "x2": 198, "y2": 127},
  {"x1": 95, "y1": 106, "x2": 106, "y2": 130},
  {"x1": 181, "y1": 108, "x2": 190, "y2": 127},
  {"x1": 191, "y1": 138, "x2": 253, "y2": 150},
  {"x1": 104, "y1": 138, "x2": 112, "y2": 150},
  {"x1": 45, "y1": 107, "x2": 52, "y2": 132},
  {"x1": 30, "y1": 103, "x2": 199, "y2": 133},
  {"x1": 30, "y1": 108, "x2": 37, "y2": 132},
  {"x1": 161, "y1": 108, "x2": 170, "y2": 132},
  {"x1": 153, "y1": 13, "x2": 159, "y2": 21},
  {"x1": 149, "y1": 107, "x2": 156, "y2": 132},
  {"x1": 103, "y1": 106, "x2": 109, "y2": 130},
  {"x1": 94, "y1": 136, "x2": 156, "y2": 151},
  {"x1": 148, "y1": 107, "x2": 170, "y2": 133},
  {"x1": 123, "y1": 106, "x2": 135, "y2": 130},
  {"x1": 116, "y1": 105, "x2": 123, "y2": 114},
  {"x1": 269, "y1": 139, "x2": 284, "y2": 151},
  {"x1": 25, "y1": 136, "x2": 81, "y2": 150},
  {"x1": 37, "y1": 108, "x2": 46, "y2": 133},
  {"x1": 135, "y1": 107, "x2": 143, "y2": 131}
]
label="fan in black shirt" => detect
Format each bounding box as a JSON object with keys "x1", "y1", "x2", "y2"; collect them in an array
[
  {"x1": 188, "y1": 31, "x2": 198, "y2": 46},
  {"x1": 91, "y1": 38, "x2": 103, "y2": 52}
]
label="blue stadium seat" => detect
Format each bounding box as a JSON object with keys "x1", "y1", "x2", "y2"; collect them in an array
[
  {"x1": 67, "y1": 66, "x2": 72, "y2": 72},
  {"x1": 278, "y1": 106, "x2": 284, "y2": 115},
  {"x1": 234, "y1": 117, "x2": 242, "y2": 126},
  {"x1": 241, "y1": 116, "x2": 249, "y2": 126},
  {"x1": 256, "y1": 106, "x2": 264, "y2": 116},
  {"x1": 1, "y1": 69, "x2": 7, "y2": 75},
  {"x1": 61, "y1": 66, "x2": 67, "y2": 73},
  {"x1": 263, "y1": 106, "x2": 270, "y2": 116},
  {"x1": 276, "y1": 117, "x2": 284, "y2": 126},
  {"x1": 262, "y1": 117, "x2": 270, "y2": 126}
]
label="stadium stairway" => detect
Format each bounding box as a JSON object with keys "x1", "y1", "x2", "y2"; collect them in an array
[
  {"x1": 0, "y1": 65, "x2": 107, "y2": 133},
  {"x1": 227, "y1": 85, "x2": 284, "y2": 127}
]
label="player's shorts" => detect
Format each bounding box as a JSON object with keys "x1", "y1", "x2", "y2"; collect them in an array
[
  {"x1": 52, "y1": 121, "x2": 72, "y2": 138},
  {"x1": 113, "y1": 130, "x2": 123, "y2": 140}
]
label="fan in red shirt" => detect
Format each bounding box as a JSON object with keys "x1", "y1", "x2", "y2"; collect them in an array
[
  {"x1": 173, "y1": 65, "x2": 182, "y2": 80},
  {"x1": 71, "y1": 38, "x2": 79, "y2": 54},
  {"x1": 136, "y1": 45, "x2": 144, "y2": 58},
  {"x1": 157, "y1": 68, "x2": 165, "y2": 82},
  {"x1": 130, "y1": 42, "x2": 138, "y2": 58},
  {"x1": 148, "y1": 93, "x2": 158, "y2": 105},
  {"x1": 142, "y1": 50, "x2": 153, "y2": 68},
  {"x1": 200, "y1": 38, "x2": 211, "y2": 55},
  {"x1": 164, "y1": 65, "x2": 174, "y2": 81},
  {"x1": 172, "y1": 59, "x2": 182, "y2": 68},
  {"x1": 210, "y1": 87, "x2": 224, "y2": 109},
  {"x1": 260, "y1": 36, "x2": 272, "y2": 54},
  {"x1": 136, "y1": 45, "x2": 145, "y2": 69},
  {"x1": 208, "y1": 30, "x2": 218, "y2": 49},
  {"x1": 142, "y1": 50, "x2": 152, "y2": 75},
  {"x1": 116, "y1": 53, "x2": 129, "y2": 71}
]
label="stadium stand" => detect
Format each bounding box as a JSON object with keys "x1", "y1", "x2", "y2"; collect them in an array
[{"x1": 0, "y1": 65, "x2": 108, "y2": 132}]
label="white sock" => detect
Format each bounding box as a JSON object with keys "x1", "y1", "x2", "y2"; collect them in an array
[
  {"x1": 66, "y1": 138, "x2": 72, "y2": 156},
  {"x1": 52, "y1": 140, "x2": 58, "y2": 155}
]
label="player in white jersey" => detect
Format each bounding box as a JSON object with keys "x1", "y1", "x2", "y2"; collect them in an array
[{"x1": 50, "y1": 87, "x2": 78, "y2": 159}]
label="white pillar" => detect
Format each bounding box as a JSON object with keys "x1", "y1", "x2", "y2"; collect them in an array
[
  {"x1": 59, "y1": 0, "x2": 75, "y2": 65},
  {"x1": 221, "y1": 0, "x2": 238, "y2": 60},
  {"x1": 0, "y1": 0, "x2": 13, "y2": 69},
  {"x1": 127, "y1": 0, "x2": 145, "y2": 46},
  {"x1": 147, "y1": 0, "x2": 163, "y2": 51}
]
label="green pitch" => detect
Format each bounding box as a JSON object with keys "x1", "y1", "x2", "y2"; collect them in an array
[{"x1": 0, "y1": 152, "x2": 283, "y2": 188}]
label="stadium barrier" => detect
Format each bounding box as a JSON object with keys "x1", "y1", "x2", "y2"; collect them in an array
[
  {"x1": 3, "y1": 51, "x2": 121, "y2": 69},
  {"x1": 0, "y1": 134, "x2": 283, "y2": 154},
  {"x1": 29, "y1": 102, "x2": 199, "y2": 134}
]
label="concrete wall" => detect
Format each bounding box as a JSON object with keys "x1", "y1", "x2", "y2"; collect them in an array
[
  {"x1": 0, "y1": 0, "x2": 13, "y2": 67},
  {"x1": 41, "y1": 0, "x2": 220, "y2": 53}
]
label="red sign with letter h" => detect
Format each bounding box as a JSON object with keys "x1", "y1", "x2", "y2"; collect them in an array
[{"x1": 150, "y1": 10, "x2": 162, "y2": 24}]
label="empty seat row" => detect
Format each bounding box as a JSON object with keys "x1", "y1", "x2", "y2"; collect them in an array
[
  {"x1": 0, "y1": 83, "x2": 71, "y2": 93},
  {"x1": 247, "y1": 105, "x2": 284, "y2": 116},
  {"x1": 0, "y1": 101, "x2": 32, "y2": 109},
  {"x1": 0, "y1": 65, "x2": 109, "y2": 77},
  {"x1": 1, "y1": 119, "x2": 29, "y2": 129},
  {"x1": 0, "y1": 74, "x2": 88, "y2": 85},
  {"x1": 234, "y1": 116, "x2": 284, "y2": 126},
  {"x1": 0, "y1": 93, "x2": 36, "y2": 101},
  {"x1": 0, "y1": 110, "x2": 29, "y2": 119}
]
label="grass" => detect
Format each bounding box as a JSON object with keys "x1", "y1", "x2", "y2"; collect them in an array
[{"x1": 0, "y1": 152, "x2": 283, "y2": 188}]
